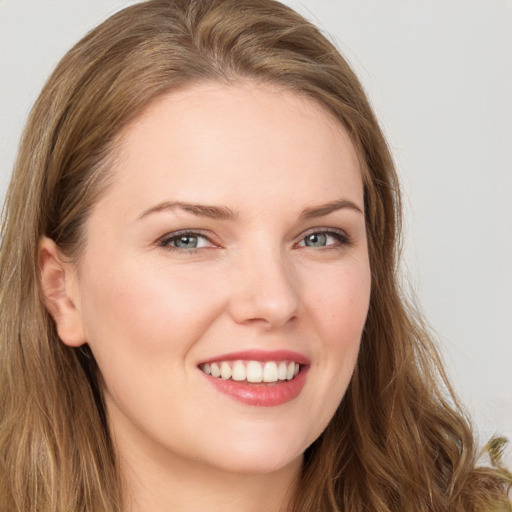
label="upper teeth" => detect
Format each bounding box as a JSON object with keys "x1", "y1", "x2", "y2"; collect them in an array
[{"x1": 200, "y1": 360, "x2": 300, "y2": 383}]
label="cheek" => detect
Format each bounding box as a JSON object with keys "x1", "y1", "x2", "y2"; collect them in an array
[
  {"x1": 77, "y1": 258, "x2": 227, "y2": 371},
  {"x1": 302, "y1": 259, "x2": 370, "y2": 395},
  {"x1": 307, "y1": 260, "x2": 371, "y2": 340},
  {"x1": 290, "y1": 263, "x2": 370, "y2": 448},
  {"x1": 76, "y1": 259, "x2": 231, "y2": 438}
]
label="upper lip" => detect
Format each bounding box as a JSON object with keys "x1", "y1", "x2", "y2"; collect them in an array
[{"x1": 199, "y1": 349, "x2": 310, "y2": 366}]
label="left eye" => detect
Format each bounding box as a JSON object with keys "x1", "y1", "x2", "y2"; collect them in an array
[
  {"x1": 298, "y1": 231, "x2": 347, "y2": 248},
  {"x1": 159, "y1": 232, "x2": 212, "y2": 250}
]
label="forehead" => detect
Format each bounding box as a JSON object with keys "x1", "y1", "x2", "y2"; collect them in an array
[{"x1": 98, "y1": 82, "x2": 363, "y2": 218}]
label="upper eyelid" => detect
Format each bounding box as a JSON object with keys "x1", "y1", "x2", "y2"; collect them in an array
[
  {"x1": 299, "y1": 226, "x2": 347, "y2": 235},
  {"x1": 296, "y1": 226, "x2": 350, "y2": 240}
]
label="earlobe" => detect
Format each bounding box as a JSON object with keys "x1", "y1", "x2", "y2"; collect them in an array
[{"x1": 39, "y1": 236, "x2": 87, "y2": 347}]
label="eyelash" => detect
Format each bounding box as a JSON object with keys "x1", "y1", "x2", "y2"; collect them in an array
[
  {"x1": 157, "y1": 229, "x2": 215, "y2": 252},
  {"x1": 157, "y1": 227, "x2": 353, "y2": 254},
  {"x1": 297, "y1": 228, "x2": 352, "y2": 249}
]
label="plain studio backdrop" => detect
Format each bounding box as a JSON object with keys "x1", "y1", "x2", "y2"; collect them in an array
[{"x1": 1, "y1": 1, "x2": 511, "y2": 466}]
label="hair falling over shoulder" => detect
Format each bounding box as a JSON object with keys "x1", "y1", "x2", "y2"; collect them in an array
[{"x1": 0, "y1": 0, "x2": 510, "y2": 510}]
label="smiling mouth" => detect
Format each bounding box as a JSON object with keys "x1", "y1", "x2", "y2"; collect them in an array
[{"x1": 199, "y1": 360, "x2": 301, "y2": 384}]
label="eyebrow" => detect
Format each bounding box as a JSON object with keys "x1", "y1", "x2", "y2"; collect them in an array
[
  {"x1": 138, "y1": 201, "x2": 236, "y2": 220},
  {"x1": 299, "y1": 199, "x2": 363, "y2": 219},
  {"x1": 137, "y1": 198, "x2": 363, "y2": 221}
]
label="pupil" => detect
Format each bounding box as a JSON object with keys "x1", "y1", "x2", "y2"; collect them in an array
[
  {"x1": 176, "y1": 235, "x2": 197, "y2": 248},
  {"x1": 306, "y1": 233, "x2": 327, "y2": 247}
]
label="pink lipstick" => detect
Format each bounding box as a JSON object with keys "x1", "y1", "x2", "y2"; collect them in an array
[{"x1": 198, "y1": 350, "x2": 309, "y2": 407}]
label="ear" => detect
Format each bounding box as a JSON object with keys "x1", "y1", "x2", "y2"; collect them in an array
[{"x1": 39, "y1": 236, "x2": 87, "y2": 347}]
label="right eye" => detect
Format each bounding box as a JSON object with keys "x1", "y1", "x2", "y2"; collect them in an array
[{"x1": 158, "y1": 231, "x2": 213, "y2": 251}]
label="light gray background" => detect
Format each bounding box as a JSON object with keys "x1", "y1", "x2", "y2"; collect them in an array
[{"x1": 1, "y1": 0, "x2": 511, "y2": 465}]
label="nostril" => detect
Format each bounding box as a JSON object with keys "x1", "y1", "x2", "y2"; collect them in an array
[{"x1": 227, "y1": 288, "x2": 300, "y2": 327}]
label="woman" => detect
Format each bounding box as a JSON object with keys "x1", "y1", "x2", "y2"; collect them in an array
[{"x1": 0, "y1": 0, "x2": 509, "y2": 511}]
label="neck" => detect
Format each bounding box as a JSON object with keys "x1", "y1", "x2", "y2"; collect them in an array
[
  {"x1": 121, "y1": 450, "x2": 301, "y2": 512},
  {"x1": 114, "y1": 425, "x2": 302, "y2": 512}
]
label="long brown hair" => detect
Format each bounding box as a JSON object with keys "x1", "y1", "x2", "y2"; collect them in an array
[{"x1": 0, "y1": 1, "x2": 509, "y2": 510}]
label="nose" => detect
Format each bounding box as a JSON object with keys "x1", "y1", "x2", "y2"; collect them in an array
[{"x1": 227, "y1": 248, "x2": 300, "y2": 329}]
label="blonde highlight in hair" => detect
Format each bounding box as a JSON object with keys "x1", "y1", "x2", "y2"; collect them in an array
[{"x1": 0, "y1": 1, "x2": 510, "y2": 511}]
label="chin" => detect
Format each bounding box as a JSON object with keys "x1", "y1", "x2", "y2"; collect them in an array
[
  {"x1": 194, "y1": 424, "x2": 311, "y2": 476},
  {"x1": 206, "y1": 447, "x2": 304, "y2": 476}
]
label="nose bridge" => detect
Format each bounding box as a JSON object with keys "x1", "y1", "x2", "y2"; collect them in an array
[{"x1": 228, "y1": 241, "x2": 300, "y2": 328}]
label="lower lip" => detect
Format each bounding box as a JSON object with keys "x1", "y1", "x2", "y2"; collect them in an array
[{"x1": 202, "y1": 367, "x2": 309, "y2": 407}]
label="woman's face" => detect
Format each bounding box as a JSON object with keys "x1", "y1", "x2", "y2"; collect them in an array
[{"x1": 64, "y1": 83, "x2": 371, "y2": 475}]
